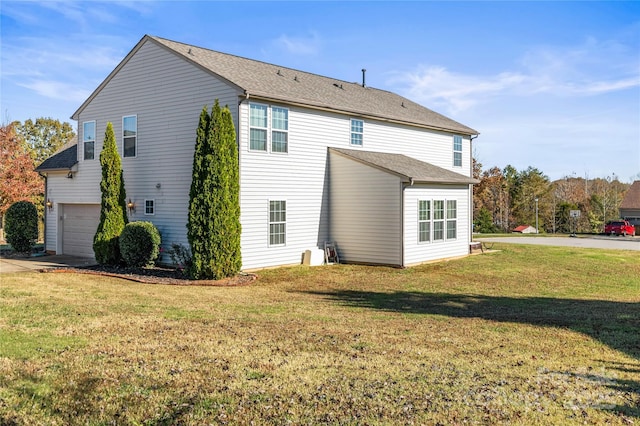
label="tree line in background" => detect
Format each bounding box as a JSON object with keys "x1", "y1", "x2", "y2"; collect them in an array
[
  {"x1": 472, "y1": 159, "x2": 633, "y2": 234},
  {"x1": 0, "y1": 118, "x2": 75, "y2": 239}
]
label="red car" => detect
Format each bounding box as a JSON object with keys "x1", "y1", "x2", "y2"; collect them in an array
[{"x1": 604, "y1": 220, "x2": 636, "y2": 236}]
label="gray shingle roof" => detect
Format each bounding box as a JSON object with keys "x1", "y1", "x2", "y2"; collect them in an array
[
  {"x1": 148, "y1": 36, "x2": 478, "y2": 136},
  {"x1": 35, "y1": 143, "x2": 77, "y2": 172},
  {"x1": 620, "y1": 180, "x2": 640, "y2": 209},
  {"x1": 330, "y1": 148, "x2": 479, "y2": 185}
]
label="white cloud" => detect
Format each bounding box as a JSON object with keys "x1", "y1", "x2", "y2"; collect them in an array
[
  {"x1": 388, "y1": 37, "x2": 640, "y2": 115},
  {"x1": 18, "y1": 80, "x2": 91, "y2": 103},
  {"x1": 272, "y1": 32, "x2": 322, "y2": 56}
]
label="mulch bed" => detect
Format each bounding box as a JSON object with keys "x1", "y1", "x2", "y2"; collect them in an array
[{"x1": 45, "y1": 264, "x2": 257, "y2": 287}]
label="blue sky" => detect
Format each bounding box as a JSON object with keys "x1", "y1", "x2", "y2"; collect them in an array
[{"x1": 1, "y1": 1, "x2": 639, "y2": 182}]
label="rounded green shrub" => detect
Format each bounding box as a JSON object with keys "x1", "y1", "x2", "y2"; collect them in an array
[
  {"x1": 119, "y1": 221, "x2": 161, "y2": 267},
  {"x1": 5, "y1": 201, "x2": 38, "y2": 254}
]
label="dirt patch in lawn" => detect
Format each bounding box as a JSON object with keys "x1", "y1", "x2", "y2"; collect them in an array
[{"x1": 45, "y1": 264, "x2": 256, "y2": 287}]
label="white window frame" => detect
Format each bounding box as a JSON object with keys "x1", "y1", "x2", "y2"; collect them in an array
[
  {"x1": 268, "y1": 199, "x2": 286, "y2": 246},
  {"x1": 453, "y1": 135, "x2": 462, "y2": 167},
  {"x1": 350, "y1": 118, "x2": 363, "y2": 146},
  {"x1": 433, "y1": 200, "x2": 445, "y2": 241},
  {"x1": 249, "y1": 103, "x2": 268, "y2": 151},
  {"x1": 418, "y1": 200, "x2": 431, "y2": 243},
  {"x1": 271, "y1": 106, "x2": 288, "y2": 153},
  {"x1": 446, "y1": 200, "x2": 457, "y2": 240},
  {"x1": 144, "y1": 199, "x2": 155, "y2": 216},
  {"x1": 82, "y1": 120, "x2": 96, "y2": 160},
  {"x1": 123, "y1": 115, "x2": 137, "y2": 158}
]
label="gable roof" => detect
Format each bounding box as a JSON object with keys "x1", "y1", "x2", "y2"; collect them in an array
[
  {"x1": 35, "y1": 143, "x2": 77, "y2": 172},
  {"x1": 330, "y1": 148, "x2": 479, "y2": 185},
  {"x1": 513, "y1": 225, "x2": 534, "y2": 232},
  {"x1": 620, "y1": 180, "x2": 640, "y2": 209},
  {"x1": 73, "y1": 35, "x2": 478, "y2": 136}
]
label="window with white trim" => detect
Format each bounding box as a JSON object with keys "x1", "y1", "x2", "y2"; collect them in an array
[
  {"x1": 418, "y1": 200, "x2": 431, "y2": 243},
  {"x1": 250, "y1": 104, "x2": 268, "y2": 151},
  {"x1": 433, "y1": 200, "x2": 445, "y2": 241},
  {"x1": 123, "y1": 115, "x2": 137, "y2": 157},
  {"x1": 269, "y1": 200, "x2": 286, "y2": 245},
  {"x1": 144, "y1": 199, "x2": 154, "y2": 215},
  {"x1": 453, "y1": 135, "x2": 462, "y2": 167},
  {"x1": 271, "y1": 107, "x2": 288, "y2": 153},
  {"x1": 446, "y1": 200, "x2": 457, "y2": 239},
  {"x1": 350, "y1": 119, "x2": 363, "y2": 146},
  {"x1": 83, "y1": 121, "x2": 96, "y2": 160}
]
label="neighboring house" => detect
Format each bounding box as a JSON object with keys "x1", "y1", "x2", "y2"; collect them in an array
[
  {"x1": 513, "y1": 225, "x2": 537, "y2": 234},
  {"x1": 619, "y1": 180, "x2": 640, "y2": 228},
  {"x1": 36, "y1": 35, "x2": 479, "y2": 269}
]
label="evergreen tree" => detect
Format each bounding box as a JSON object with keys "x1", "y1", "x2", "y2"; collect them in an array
[
  {"x1": 187, "y1": 101, "x2": 241, "y2": 279},
  {"x1": 93, "y1": 122, "x2": 128, "y2": 264}
]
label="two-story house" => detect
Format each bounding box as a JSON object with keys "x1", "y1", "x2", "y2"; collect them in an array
[{"x1": 36, "y1": 35, "x2": 479, "y2": 270}]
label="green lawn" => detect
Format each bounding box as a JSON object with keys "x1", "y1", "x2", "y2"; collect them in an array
[{"x1": 1, "y1": 244, "x2": 638, "y2": 425}]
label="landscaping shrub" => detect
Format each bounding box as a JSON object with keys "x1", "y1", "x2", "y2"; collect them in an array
[
  {"x1": 5, "y1": 201, "x2": 38, "y2": 253},
  {"x1": 93, "y1": 122, "x2": 128, "y2": 264},
  {"x1": 119, "y1": 221, "x2": 161, "y2": 267}
]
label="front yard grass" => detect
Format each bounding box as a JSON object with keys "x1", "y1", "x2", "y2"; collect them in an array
[{"x1": 1, "y1": 244, "x2": 638, "y2": 425}]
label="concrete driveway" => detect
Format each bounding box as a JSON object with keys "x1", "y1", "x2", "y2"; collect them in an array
[
  {"x1": 0, "y1": 254, "x2": 96, "y2": 273},
  {"x1": 475, "y1": 235, "x2": 640, "y2": 251}
]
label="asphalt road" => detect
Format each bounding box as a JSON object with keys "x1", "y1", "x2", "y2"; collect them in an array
[{"x1": 476, "y1": 235, "x2": 640, "y2": 251}]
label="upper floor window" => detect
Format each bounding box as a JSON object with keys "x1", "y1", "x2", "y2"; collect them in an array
[
  {"x1": 453, "y1": 135, "x2": 462, "y2": 167},
  {"x1": 350, "y1": 119, "x2": 363, "y2": 146},
  {"x1": 123, "y1": 115, "x2": 137, "y2": 157},
  {"x1": 250, "y1": 104, "x2": 268, "y2": 151},
  {"x1": 271, "y1": 107, "x2": 288, "y2": 153},
  {"x1": 83, "y1": 121, "x2": 96, "y2": 160}
]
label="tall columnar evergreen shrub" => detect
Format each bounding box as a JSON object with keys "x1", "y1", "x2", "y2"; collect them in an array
[
  {"x1": 93, "y1": 122, "x2": 128, "y2": 264},
  {"x1": 5, "y1": 201, "x2": 38, "y2": 253},
  {"x1": 187, "y1": 100, "x2": 241, "y2": 279}
]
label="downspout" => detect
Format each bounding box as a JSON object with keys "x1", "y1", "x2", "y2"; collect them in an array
[
  {"x1": 39, "y1": 172, "x2": 48, "y2": 253},
  {"x1": 400, "y1": 177, "x2": 415, "y2": 268},
  {"x1": 469, "y1": 134, "x2": 479, "y2": 242}
]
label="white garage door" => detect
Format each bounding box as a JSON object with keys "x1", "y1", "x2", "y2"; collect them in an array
[{"x1": 62, "y1": 204, "x2": 100, "y2": 257}]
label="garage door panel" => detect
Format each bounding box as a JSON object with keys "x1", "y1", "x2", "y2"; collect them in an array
[{"x1": 62, "y1": 204, "x2": 100, "y2": 257}]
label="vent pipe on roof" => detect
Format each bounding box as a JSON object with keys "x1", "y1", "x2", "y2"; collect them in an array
[{"x1": 361, "y1": 69, "x2": 366, "y2": 87}]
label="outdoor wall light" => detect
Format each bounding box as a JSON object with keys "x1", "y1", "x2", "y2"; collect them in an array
[
  {"x1": 46, "y1": 199, "x2": 53, "y2": 211},
  {"x1": 127, "y1": 199, "x2": 135, "y2": 214}
]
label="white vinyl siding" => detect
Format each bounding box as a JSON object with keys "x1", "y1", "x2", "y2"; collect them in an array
[
  {"x1": 60, "y1": 39, "x2": 240, "y2": 256},
  {"x1": 329, "y1": 151, "x2": 402, "y2": 266},
  {"x1": 239, "y1": 103, "x2": 473, "y2": 269},
  {"x1": 83, "y1": 121, "x2": 96, "y2": 160},
  {"x1": 404, "y1": 186, "x2": 471, "y2": 266},
  {"x1": 123, "y1": 115, "x2": 137, "y2": 157},
  {"x1": 46, "y1": 37, "x2": 475, "y2": 270}
]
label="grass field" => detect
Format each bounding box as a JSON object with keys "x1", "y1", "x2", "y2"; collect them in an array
[{"x1": 1, "y1": 243, "x2": 638, "y2": 425}]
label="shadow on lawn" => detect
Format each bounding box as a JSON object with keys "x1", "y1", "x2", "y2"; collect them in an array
[{"x1": 305, "y1": 289, "x2": 640, "y2": 416}]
